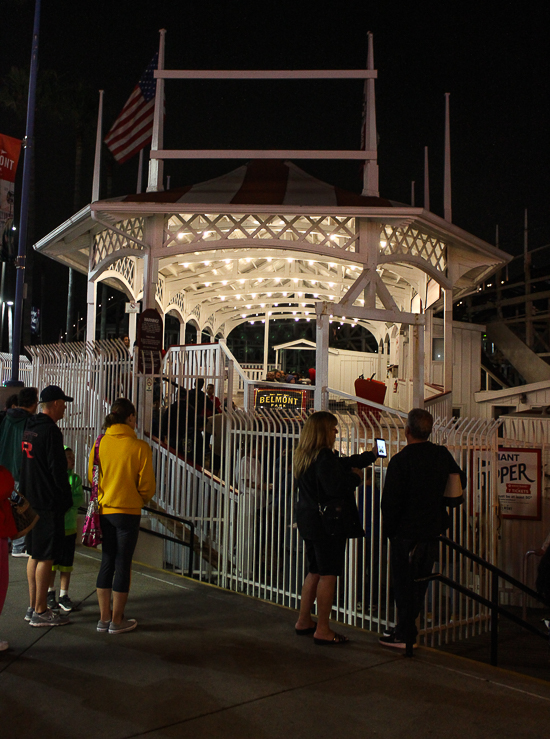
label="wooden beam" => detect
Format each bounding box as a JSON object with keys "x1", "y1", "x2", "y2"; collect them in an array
[
  {"x1": 150, "y1": 149, "x2": 377, "y2": 160},
  {"x1": 155, "y1": 70, "x2": 378, "y2": 80}
]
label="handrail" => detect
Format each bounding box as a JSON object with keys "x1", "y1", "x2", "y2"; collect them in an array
[
  {"x1": 405, "y1": 535, "x2": 549, "y2": 664},
  {"x1": 327, "y1": 387, "x2": 408, "y2": 418},
  {"x1": 80, "y1": 493, "x2": 195, "y2": 577}
]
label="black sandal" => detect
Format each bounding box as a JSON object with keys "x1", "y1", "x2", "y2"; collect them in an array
[{"x1": 313, "y1": 632, "x2": 349, "y2": 646}]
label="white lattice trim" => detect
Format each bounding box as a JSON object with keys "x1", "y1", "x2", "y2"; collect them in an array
[
  {"x1": 381, "y1": 223, "x2": 446, "y2": 272},
  {"x1": 164, "y1": 213, "x2": 358, "y2": 252},
  {"x1": 92, "y1": 218, "x2": 145, "y2": 269}
]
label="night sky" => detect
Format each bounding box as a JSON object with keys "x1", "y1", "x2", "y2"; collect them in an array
[{"x1": 2, "y1": 2, "x2": 549, "y2": 342}]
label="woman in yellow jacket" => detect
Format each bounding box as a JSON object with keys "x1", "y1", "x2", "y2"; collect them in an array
[{"x1": 89, "y1": 398, "x2": 155, "y2": 634}]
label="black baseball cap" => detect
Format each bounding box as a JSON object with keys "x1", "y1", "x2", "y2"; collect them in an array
[{"x1": 40, "y1": 385, "x2": 74, "y2": 403}]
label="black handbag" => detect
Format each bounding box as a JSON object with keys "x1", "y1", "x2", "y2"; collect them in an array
[{"x1": 318, "y1": 498, "x2": 357, "y2": 537}]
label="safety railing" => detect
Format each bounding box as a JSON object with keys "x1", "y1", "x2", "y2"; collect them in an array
[
  {"x1": 80, "y1": 491, "x2": 196, "y2": 576},
  {"x1": 409, "y1": 535, "x2": 549, "y2": 664},
  {"x1": 0, "y1": 352, "x2": 32, "y2": 386},
  {"x1": 25, "y1": 338, "x2": 504, "y2": 650}
]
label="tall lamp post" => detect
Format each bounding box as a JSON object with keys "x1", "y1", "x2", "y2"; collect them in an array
[{"x1": 10, "y1": 0, "x2": 41, "y2": 384}]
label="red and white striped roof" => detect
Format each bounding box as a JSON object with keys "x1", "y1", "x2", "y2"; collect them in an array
[{"x1": 121, "y1": 160, "x2": 395, "y2": 208}]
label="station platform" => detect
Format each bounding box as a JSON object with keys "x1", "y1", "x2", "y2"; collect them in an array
[{"x1": 1, "y1": 549, "x2": 550, "y2": 739}]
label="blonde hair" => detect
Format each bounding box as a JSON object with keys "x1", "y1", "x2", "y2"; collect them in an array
[{"x1": 293, "y1": 411, "x2": 337, "y2": 479}]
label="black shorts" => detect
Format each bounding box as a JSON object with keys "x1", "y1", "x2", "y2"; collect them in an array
[
  {"x1": 52, "y1": 533, "x2": 77, "y2": 571},
  {"x1": 304, "y1": 536, "x2": 347, "y2": 577},
  {"x1": 26, "y1": 510, "x2": 65, "y2": 562}
]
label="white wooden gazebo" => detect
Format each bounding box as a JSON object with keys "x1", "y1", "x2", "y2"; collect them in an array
[{"x1": 34, "y1": 32, "x2": 510, "y2": 410}]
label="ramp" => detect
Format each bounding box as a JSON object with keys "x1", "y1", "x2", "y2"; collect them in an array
[{"x1": 485, "y1": 321, "x2": 550, "y2": 383}]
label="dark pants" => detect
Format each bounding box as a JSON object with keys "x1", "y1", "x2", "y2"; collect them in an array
[
  {"x1": 96, "y1": 514, "x2": 140, "y2": 593},
  {"x1": 390, "y1": 537, "x2": 438, "y2": 640}
]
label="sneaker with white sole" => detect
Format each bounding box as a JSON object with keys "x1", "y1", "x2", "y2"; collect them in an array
[
  {"x1": 30, "y1": 609, "x2": 70, "y2": 627},
  {"x1": 24, "y1": 607, "x2": 34, "y2": 622},
  {"x1": 108, "y1": 618, "x2": 137, "y2": 634},
  {"x1": 58, "y1": 594, "x2": 74, "y2": 612},
  {"x1": 97, "y1": 619, "x2": 110, "y2": 633},
  {"x1": 11, "y1": 551, "x2": 30, "y2": 558},
  {"x1": 47, "y1": 591, "x2": 59, "y2": 610},
  {"x1": 379, "y1": 628, "x2": 417, "y2": 649}
]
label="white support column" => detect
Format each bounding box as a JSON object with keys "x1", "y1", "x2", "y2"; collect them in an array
[
  {"x1": 443, "y1": 288, "x2": 453, "y2": 393},
  {"x1": 411, "y1": 320, "x2": 425, "y2": 409},
  {"x1": 142, "y1": 252, "x2": 158, "y2": 311},
  {"x1": 361, "y1": 32, "x2": 379, "y2": 197},
  {"x1": 263, "y1": 314, "x2": 269, "y2": 378},
  {"x1": 179, "y1": 319, "x2": 186, "y2": 345},
  {"x1": 314, "y1": 303, "x2": 330, "y2": 411},
  {"x1": 128, "y1": 311, "x2": 137, "y2": 347},
  {"x1": 86, "y1": 279, "x2": 97, "y2": 343},
  {"x1": 443, "y1": 93, "x2": 452, "y2": 223},
  {"x1": 147, "y1": 29, "x2": 166, "y2": 193}
]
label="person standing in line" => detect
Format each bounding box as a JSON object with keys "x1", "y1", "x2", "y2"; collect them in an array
[
  {"x1": 47, "y1": 447, "x2": 84, "y2": 612},
  {"x1": 379, "y1": 408, "x2": 466, "y2": 649},
  {"x1": 293, "y1": 411, "x2": 378, "y2": 645},
  {"x1": 90, "y1": 398, "x2": 155, "y2": 635},
  {"x1": 0, "y1": 387, "x2": 39, "y2": 557},
  {"x1": 0, "y1": 465, "x2": 17, "y2": 650},
  {"x1": 20, "y1": 385, "x2": 74, "y2": 627}
]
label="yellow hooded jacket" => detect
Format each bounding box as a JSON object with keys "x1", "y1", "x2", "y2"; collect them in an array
[{"x1": 88, "y1": 424, "x2": 156, "y2": 515}]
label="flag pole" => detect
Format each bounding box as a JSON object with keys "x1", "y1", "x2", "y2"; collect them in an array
[
  {"x1": 10, "y1": 0, "x2": 41, "y2": 384},
  {"x1": 92, "y1": 90, "x2": 104, "y2": 203}
]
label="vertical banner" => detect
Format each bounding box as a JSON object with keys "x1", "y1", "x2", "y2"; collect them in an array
[{"x1": 0, "y1": 133, "x2": 22, "y2": 261}]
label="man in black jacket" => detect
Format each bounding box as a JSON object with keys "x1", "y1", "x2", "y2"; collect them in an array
[
  {"x1": 20, "y1": 385, "x2": 74, "y2": 627},
  {"x1": 380, "y1": 408, "x2": 466, "y2": 649}
]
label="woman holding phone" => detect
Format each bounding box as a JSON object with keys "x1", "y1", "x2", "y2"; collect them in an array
[{"x1": 293, "y1": 412, "x2": 379, "y2": 645}]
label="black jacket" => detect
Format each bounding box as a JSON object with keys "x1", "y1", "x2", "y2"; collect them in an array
[
  {"x1": 296, "y1": 448, "x2": 376, "y2": 540},
  {"x1": 381, "y1": 441, "x2": 466, "y2": 540},
  {"x1": 19, "y1": 413, "x2": 72, "y2": 513}
]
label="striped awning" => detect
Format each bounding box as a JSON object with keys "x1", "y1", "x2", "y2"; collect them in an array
[{"x1": 121, "y1": 160, "x2": 395, "y2": 207}]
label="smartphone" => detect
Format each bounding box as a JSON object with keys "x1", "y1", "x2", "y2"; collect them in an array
[{"x1": 375, "y1": 438, "x2": 387, "y2": 458}]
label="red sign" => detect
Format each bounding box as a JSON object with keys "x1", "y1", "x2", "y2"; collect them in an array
[
  {"x1": 0, "y1": 133, "x2": 21, "y2": 183},
  {"x1": 0, "y1": 133, "x2": 22, "y2": 257}
]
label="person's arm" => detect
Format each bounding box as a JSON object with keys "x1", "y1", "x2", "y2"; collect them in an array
[
  {"x1": 315, "y1": 448, "x2": 362, "y2": 503},
  {"x1": 72, "y1": 473, "x2": 85, "y2": 509},
  {"x1": 137, "y1": 443, "x2": 156, "y2": 505},
  {"x1": 444, "y1": 448, "x2": 466, "y2": 508},
  {"x1": 48, "y1": 427, "x2": 73, "y2": 513},
  {"x1": 341, "y1": 449, "x2": 377, "y2": 469}
]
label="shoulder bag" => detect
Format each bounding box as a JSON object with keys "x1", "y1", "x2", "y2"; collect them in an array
[
  {"x1": 82, "y1": 434, "x2": 104, "y2": 548},
  {"x1": 10, "y1": 492, "x2": 39, "y2": 538}
]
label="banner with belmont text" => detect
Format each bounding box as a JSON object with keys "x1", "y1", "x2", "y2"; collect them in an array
[{"x1": 0, "y1": 133, "x2": 22, "y2": 262}]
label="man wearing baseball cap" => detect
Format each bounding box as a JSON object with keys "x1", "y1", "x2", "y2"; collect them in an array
[{"x1": 20, "y1": 386, "x2": 74, "y2": 626}]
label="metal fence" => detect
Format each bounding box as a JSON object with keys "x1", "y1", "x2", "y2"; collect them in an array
[
  {"x1": 24, "y1": 339, "x2": 505, "y2": 646},
  {"x1": 0, "y1": 352, "x2": 32, "y2": 386}
]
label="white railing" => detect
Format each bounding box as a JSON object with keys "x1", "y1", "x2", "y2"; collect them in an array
[
  {"x1": 25, "y1": 339, "x2": 504, "y2": 647},
  {"x1": 425, "y1": 390, "x2": 452, "y2": 419},
  {"x1": 0, "y1": 352, "x2": 33, "y2": 387}
]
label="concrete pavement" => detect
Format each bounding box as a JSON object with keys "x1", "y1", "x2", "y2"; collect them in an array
[{"x1": 1, "y1": 549, "x2": 550, "y2": 738}]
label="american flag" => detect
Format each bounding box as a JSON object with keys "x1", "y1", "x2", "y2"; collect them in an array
[{"x1": 105, "y1": 53, "x2": 158, "y2": 164}]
